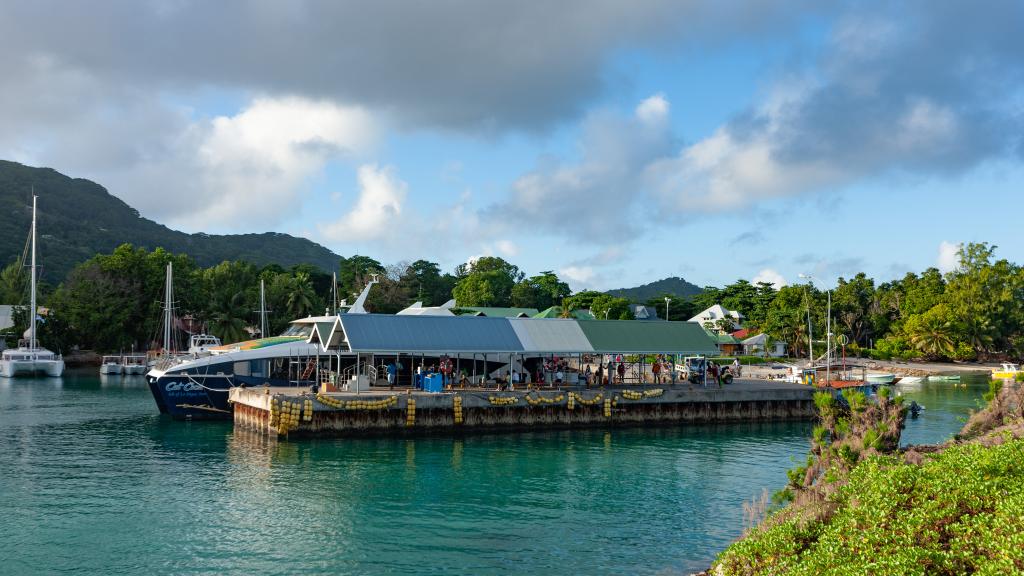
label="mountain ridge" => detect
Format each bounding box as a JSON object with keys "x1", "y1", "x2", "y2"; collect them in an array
[
  {"x1": 606, "y1": 276, "x2": 703, "y2": 302},
  {"x1": 0, "y1": 160, "x2": 342, "y2": 281}
]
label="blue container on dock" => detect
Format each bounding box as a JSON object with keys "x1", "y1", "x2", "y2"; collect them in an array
[{"x1": 424, "y1": 374, "x2": 443, "y2": 393}]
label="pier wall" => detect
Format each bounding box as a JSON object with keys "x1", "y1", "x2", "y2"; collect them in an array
[{"x1": 231, "y1": 383, "x2": 817, "y2": 438}]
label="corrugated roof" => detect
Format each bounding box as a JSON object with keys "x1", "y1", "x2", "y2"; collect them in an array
[
  {"x1": 508, "y1": 318, "x2": 594, "y2": 353},
  {"x1": 461, "y1": 306, "x2": 539, "y2": 318},
  {"x1": 533, "y1": 306, "x2": 596, "y2": 320},
  {"x1": 339, "y1": 314, "x2": 524, "y2": 353},
  {"x1": 576, "y1": 320, "x2": 719, "y2": 354}
]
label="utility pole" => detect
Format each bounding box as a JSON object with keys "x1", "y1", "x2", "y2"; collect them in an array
[
  {"x1": 826, "y1": 289, "x2": 832, "y2": 387},
  {"x1": 664, "y1": 297, "x2": 671, "y2": 322}
]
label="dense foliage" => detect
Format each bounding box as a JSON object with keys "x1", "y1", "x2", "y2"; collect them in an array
[
  {"x1": 714, "y1": 377, "x2": 1024, "y2": 575},
  {"x1": 715, "y1": 439, "x2": 1024, "y2": 575},
  {"x1": 705, "y1": 243, "x2": 1024, "y2": 362},
  {"x1": 0, "y1": 160, "x2": 341, "y2": 281}
]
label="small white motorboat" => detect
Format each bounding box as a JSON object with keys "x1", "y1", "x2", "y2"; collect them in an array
[
  {"x1": 122, "y1": 354, "x2": 148, "y2": 375},
  {"x1": 866, "y1": 372, "x2": 896, "y2": 384},
  {"x1": 99, "y1": 355, "x2": 124, "y2": 375}
]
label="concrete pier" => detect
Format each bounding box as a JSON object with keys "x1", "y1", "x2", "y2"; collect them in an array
[{"x1": 230, "y1": 379, "x2": 817, "y2": 438}]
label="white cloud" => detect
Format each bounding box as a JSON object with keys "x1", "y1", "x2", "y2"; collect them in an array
[
  {"x1": 753, "y1": 268, "x2": 788, "y2": 288},
  {"x1": 495, "y1": 240, "x2": 519, "y2": 257},
  {"x1": 319, "y1": 164, "x2": 407, "y2": 242},
  {"x1": 559, "y1": 265, "x2": 596, "y2": 285},
  {"x1": 488, "y1": 95, "x2": 674, "y2": 241},
  {"x1": 937, "y1": 241, "x2": 960, "y2": 273},
  {"x1": 183, "y1": 97, "x2": 378, "y2": 230},
  {"x1": 635, "y1": 93, "x2": 669, "y2": 125},
  {"x1": 0, "y1": 77, "x2": 380, "y2": 232}
]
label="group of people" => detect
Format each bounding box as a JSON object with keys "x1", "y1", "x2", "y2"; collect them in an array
[{"x1": 384, "y1": 354, "x2": 743, "y2": 391}]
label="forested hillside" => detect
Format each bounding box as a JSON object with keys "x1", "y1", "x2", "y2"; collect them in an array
[
  {"x1": 0, "y1": 160, "x2": 341, "y2": 281},
  {"x1": 607, "y1": 276, "x2": 703, "y2": 301}
]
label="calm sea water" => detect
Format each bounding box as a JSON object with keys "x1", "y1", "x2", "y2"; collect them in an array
[{"x1": 0, "y1": 370, "x2": 986, "y2": 575}]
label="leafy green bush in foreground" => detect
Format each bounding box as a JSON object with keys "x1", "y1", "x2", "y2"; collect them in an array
[{"x1": 715, "y1": 439, "x2": 1024, "y2": 575}]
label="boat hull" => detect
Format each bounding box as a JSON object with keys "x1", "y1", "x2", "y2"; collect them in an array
[
  {"x1": 147, "y1": 372, "x2": 309, "y2": 420},
  {"x1": 146, "y1": 374, "x2": 233, "y2": 420},
  {"x1": 992, "y1": 371, "x2": 1019, "y2": 380},
  {"x1": 99, "y1": 364, "x2": 123, "y2": 375},
  {"x1": 123, "y1": 365, "x2": 147, "y2": 375},
  {"x1": 0, "y1": 359, "x2": 64, "y2": 377}
]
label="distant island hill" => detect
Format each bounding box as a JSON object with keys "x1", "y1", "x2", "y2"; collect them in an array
[
  {"x1": 0, "y1": 161, "x2": 705, "y2": 303},
  {"x1": 0, "y1": 160, "x2": 341, "y2": 281}
]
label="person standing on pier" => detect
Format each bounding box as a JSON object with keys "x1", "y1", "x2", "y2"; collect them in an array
[
  {"x1": 617, "y1": 361, "x2": 625, "y2": 385},
  {"x1": 386, "y1": 362, "x2": 397, "y2": 390}
]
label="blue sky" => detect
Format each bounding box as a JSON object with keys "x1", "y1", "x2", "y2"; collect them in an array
[{"x1": 2, "y1": 1, "x2": 1022, "y2": 291}]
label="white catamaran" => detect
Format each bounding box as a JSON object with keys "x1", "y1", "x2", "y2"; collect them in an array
[{"x1": 0, "y1": 195, "x2": 64, "y2": 378}]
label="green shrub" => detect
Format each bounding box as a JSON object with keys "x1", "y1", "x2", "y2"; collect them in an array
[{"x1": 715, "y1": 440, "x2": 1024, "y2": 575}]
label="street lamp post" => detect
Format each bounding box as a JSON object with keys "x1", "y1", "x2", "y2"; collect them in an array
[{"x1": 664, "y1": 297, "x2": 671, "y2": 322}]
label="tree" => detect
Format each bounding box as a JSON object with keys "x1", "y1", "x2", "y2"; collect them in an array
[
  {"x1": 563, "y1": 290, "x2": 603, "y2": 313},
  {"x1": 905, "y1": 305, "x2": 956, "y2": 359},
  {"x1": 399, "y1": 259, "x2": 453, "y2": 306},
  {"x1": 209, "y1": 291, "x2": 250, "y2": 344},
  {"x1": 691, "y1": 286, "x2": 724, "y2": 313},
  {"x1": 763, "y1": 285, "x2": 812, "y2": 358},
  {"x1": 285, "y1": 272, "x2": 316, "y2": 318},
  {"x1": 590, "y1": 294, "x2": 631, "y2": 320},
  {"x1": 833, "y1": 273, "x2": 876, "y2": 347},
  {"x1": 511, "y1": 271, "x2": 570, "y2": 309},
  {"x1": 721, "y1": 279, "x2": 758, "y2": 321},
  {"x1": 644, "y1": 293, "x2": 695, "y2": 321},
  {"x1": 366, "y1": 263, "x2": 413, "y2": 313},
  {"x1": 0, "y1": 258, "x2": 27, "y2": 304},
  {"x1": 452, "y1": 256, "x2": 523, "y2": 307},
  {"x1": 339, "y1": 255, "x2": 384, "y2": 300}
]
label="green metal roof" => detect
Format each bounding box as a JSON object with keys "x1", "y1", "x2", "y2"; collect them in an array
[
  {"x1": 576, "y1": 320, "x2": 719, "y2": 354},
  {"x1": 533, "y1": 306, "x2": 595, "y2": 320},
  {"x1": 706, "y1": 331, "x2": 742, "y2": 345},
  {"x1": 461, "y1": 306, "x2": 540, "y2": 318}
]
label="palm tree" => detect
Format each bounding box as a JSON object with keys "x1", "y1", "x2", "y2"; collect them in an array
[
  {"x1": 909, "y1": 316, "x2": 955, "y2": 359},
  {"x1": 209, "y1": 292, "x2": 249, "y2": 344},
  {"x1": 286, "y1": 272, "x2": 315, "y2": 318}
]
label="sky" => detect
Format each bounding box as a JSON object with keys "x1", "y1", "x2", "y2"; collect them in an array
[{"x1": 2, "y1": 0, "x2": 1023, "y2": 292}]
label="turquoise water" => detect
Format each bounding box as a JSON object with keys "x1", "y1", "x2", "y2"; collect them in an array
[
  {"x1": 895, "y1": 373, "x2": 991, "y2": 447},
  {"x1": 0, "y1": 371, "x2": 985, "y2": 574}
]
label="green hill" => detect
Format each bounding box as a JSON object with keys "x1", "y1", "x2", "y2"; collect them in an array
[
  {"x1": 0, "y1": 160, "x2": 341, "y2": 281},
  {"x1": 606, "y1": 276, "x2": 703, "y2": 301}
]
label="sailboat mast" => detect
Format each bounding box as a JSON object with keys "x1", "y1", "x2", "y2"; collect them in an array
[
  {"x1": 30, "y1": 195, "x2": 37, "y2": 349},
  {"x1": 332, "y1": 272, "x2": 337, "y2": 315},
  {"x1": 260, "y1": 278, "x2": 267, "y2": 338},
  {"x1": 163, "y1": 262, "x2": 173, "y2": 354}
]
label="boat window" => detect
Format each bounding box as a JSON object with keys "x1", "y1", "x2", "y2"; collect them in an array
[
  {"x1": 280, "y1": 324, "x2": 313, "y2": 337},
  {"x1": 234, "y1": 361, "x2": 251, "y2": 377},
  {"x1": 250, "y1": 360, "x2": 265, "y2": 377}
]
